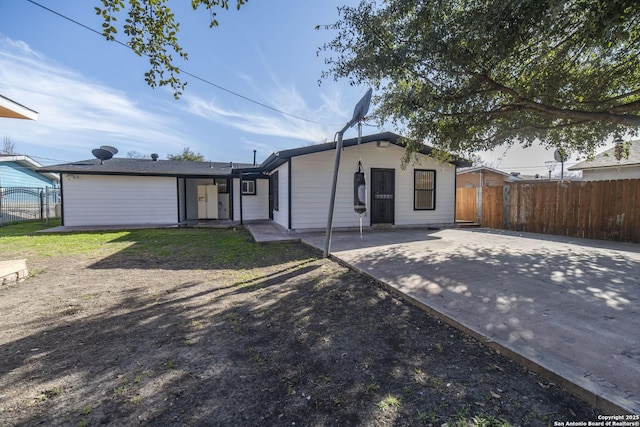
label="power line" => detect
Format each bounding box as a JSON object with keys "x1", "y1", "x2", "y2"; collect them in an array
[{"x1": 26, "y1": 0, "x2": 334, "y2": 126}]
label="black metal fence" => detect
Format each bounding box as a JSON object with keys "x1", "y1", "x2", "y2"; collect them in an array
[{"x1": 0, "y1": 187, "x2": 61, "y2": 226}]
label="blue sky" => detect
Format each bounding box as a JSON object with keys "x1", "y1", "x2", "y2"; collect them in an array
[{"x1": 0, "y1": 0, "x2": 596, "y2": 175}]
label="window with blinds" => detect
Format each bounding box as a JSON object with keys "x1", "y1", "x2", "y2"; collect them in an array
[{"x1": 414, "y1": 170, "x2": 436, "y2": 210}]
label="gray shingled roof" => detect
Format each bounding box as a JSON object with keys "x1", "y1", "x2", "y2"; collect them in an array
[
  {"x1": 39, "y1": 158, "x2": 255, "y2": 177},
  {"x1": 260, "y1": 131, "x2": 471, "y2": 171},
  {"x1": 569, "y1": 140, "x2": 640, "y2": 171},
  {"x1": 39, "y1": 132, "x2": 472, "y2": 176}
]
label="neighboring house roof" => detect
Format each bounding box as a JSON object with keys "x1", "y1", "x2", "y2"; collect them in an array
[
  {"x1": 456, "y1": 166, "x2": 523, "y2": 180},
  {"x1": 569, "y1": 140, "x2": 640, "y2": 171},
  {"x1": 39, "y1": 158, "x2": 254, "y2": 177},
  {"x1": 0, "y1": 94, "x2": 38, "y2": 120},
  {"x1": 260, "y1": 131, "x2": 471, "y2": 172},
  {"x1": 0, "y1": 154, "x2": 59, "y2": 183}
]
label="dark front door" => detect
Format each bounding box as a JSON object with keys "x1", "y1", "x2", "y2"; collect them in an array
[{"x1": 371, "y1": 168, "x2": 395, "y2": 224}]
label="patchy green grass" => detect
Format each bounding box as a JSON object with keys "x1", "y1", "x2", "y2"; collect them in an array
[
  {"x1": 377, "y1": 394, "x2": 402, "y2": 411},
  {"x1": 0, "y1": 221, "x2": 315, "y2": 269},
  {"x1": 0, "y1": 219, "x2": 61, "y2": 236},
  {"x1": 0, "y1": 220, "x2": 130, "y2": 258}
]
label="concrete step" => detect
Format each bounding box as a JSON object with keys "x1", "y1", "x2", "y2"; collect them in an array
[
  {"x1": 456, "y1": 222, "x2": 481, "y2": 228},
  {"x1": 0, "y1": 259, "x2": 28, "y2": 286}
]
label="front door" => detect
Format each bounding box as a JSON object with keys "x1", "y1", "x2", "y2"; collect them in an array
[{"x1": 371, "y1": 168, "x2": 395, "y2": 224}]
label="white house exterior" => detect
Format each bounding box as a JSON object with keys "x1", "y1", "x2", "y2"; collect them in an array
[
  {"x1": 232, "y1": 176, "x2": 270, "y2": 222},
  {"x1": 39, "y1": 133, "x2": 469, "y2": 229},
  {"x1": 569, "y1": 140, "x2": 640, "y2": 181},
  {"x1": 40, "y1": 159, "x2": 256, "y2": 227},
  {"x1": 62, "y1": 174, "x2": 177, "y2": 226},
  {"x1": 261, "y1": 132, "x2": 467, "y2": 231}
]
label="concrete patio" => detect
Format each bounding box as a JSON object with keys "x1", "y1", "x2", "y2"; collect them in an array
[{"x1": 247, "y1": 223, "x2": 640, "y2": 414}]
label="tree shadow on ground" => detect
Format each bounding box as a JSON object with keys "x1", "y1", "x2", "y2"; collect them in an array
[
  {"x1": 0, "y1": 246, "x2": 601, "y2": 426},
  {"x1": 87, "y1": 227, "x2": 315, "y2": 271},
  {"x1": 330, "y1": 228, "x2": 640, "y2": 413}
]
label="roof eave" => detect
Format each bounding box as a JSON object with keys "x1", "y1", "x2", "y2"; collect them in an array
[
  {"x1": 0, "y1": 95, "x2": 38, "y2": 120},
  {"x1": 569, "y1": 163, "x2": 640, "y2": 172}
]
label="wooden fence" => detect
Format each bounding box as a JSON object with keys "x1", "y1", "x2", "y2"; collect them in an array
[
  {"x1": 455, "y1": 187, "x2": 477, "y2": 222},
  {"x1": 456, "y1": 179, "x2": 640, "y2": 243}
]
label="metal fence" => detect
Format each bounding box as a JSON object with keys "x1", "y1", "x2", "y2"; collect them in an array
[{"x1": 0, "y1": 186, "x2": 61, "y2": 226}]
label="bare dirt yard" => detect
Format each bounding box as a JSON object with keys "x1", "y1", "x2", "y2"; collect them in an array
[{"x1": 0, "y1": 225, "x2": 600, "y2": 426}]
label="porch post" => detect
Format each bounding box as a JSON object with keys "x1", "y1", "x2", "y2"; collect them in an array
[{"x1": 239, "y1": 174, "x2": 244, "y2": 226}]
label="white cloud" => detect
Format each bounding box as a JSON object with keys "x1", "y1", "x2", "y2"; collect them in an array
[
  {"x1": 182, "y1": 93, "x2": 319, "y2": 142},
  {"x1": 0, "y1": 34, "x2": 373, "y2": 165},
  {"x1": 179, "y1": 79, "x2": 352, "y2": 152},
  {"x1": 0, "y1": 35, "x2": 189, "y2": 162}
]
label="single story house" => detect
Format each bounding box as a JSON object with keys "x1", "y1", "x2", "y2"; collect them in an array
[
  {"x1": 0, "y1": 155, "x2": 59, "y2": 188},
  {"x1": 569, "y1": 140, "x2": 640, "y2": 181},
  {"x1": 38, "y1": 158, "x2": 261, "y2": 227},
  {"x1": 0, "y1": 155, "x2": 60, "y2": 224},
  {"x1": 39, "y1": 132, "x2": 470, "y2": 230},
  {"x1": 456, "y1": 166, "x2": 525, "y2": 188}
]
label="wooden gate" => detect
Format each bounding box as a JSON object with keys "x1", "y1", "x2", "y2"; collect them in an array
[{"x1": 455, "y1": 187, "x2": 477, "y2": 221}]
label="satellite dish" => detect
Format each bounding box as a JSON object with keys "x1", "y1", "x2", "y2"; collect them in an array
[
  {"x1": 100, "y1": 145, "x2": 118, "y2": 155},
  {"x1": 554, "y1": 149, "x2": 568, "y2": 162},
  {"x1": 92, "y1": 148, "x2": 113, "y2": 164},
  {"x1": 349, "y1": 88, "x2": 372, "y2": 127}
]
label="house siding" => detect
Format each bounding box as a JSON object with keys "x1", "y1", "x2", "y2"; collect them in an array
[
  {"x1": 581, "y1": 166, "x2": 640, "y2": 181},
  {"x1": 457, "y1": 170, "x2": 510, "y2": 187},
  {"x1": 0, "y1": 162, "x2": 55, "y2": 187},
  {"x1": 289, "y1": 143, "x2": 456, "y2": 230},
  {"x1": 397, "y1": 163, "x2": 456, "y2": 225},
  {"x1": 232, "y1": 177, "x2": 269, "y2": 221},
  {"x1": 62, "y1": 174, "x2": 177, "y2": 226},
  {"x1": 270, "y1": 163, "x2": 290, "y2": 229}
]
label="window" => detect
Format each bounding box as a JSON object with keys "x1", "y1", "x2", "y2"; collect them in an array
[
  {"x1": 241, "y1": 179, "x2": 256, "y2": 195},
  {"x1": 215, "y1": 178, "x2": 228, "y2": 193},
  {"x1": 414, "y1": 170, "x2": 436, "y2": 210}
]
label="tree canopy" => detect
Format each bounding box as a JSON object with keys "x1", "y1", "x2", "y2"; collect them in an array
[
  {"x1": 167, "y1": 147, "x2": 205, "y2": 161},
  {"x1": 96, "y1": 0, "x2": 247, "y2": 98},
  {"x1": 320, "y1": 0, "x2": 640, "y2": 159}
]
